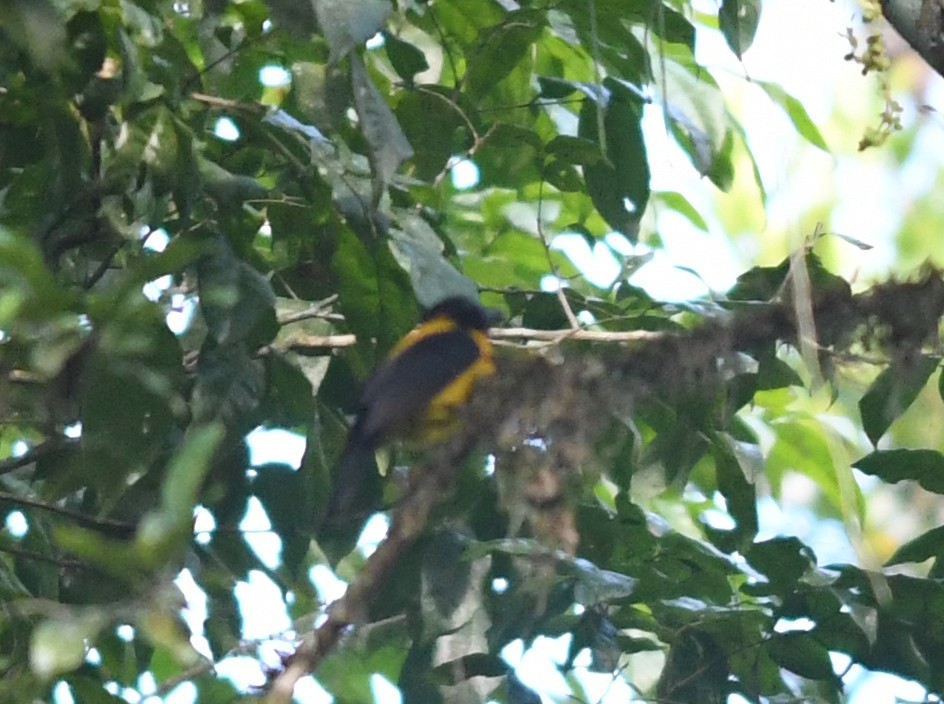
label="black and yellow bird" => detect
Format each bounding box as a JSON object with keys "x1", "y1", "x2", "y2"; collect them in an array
[{"x1": 320, "y1": 296, "x2": 498, "y2": 529}]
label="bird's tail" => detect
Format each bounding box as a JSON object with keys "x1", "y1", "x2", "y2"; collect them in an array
[{"x1": 318, "y1": 438, "x2": 381, "y2": 533}]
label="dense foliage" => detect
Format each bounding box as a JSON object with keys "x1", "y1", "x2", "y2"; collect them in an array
[{"x1": 2, "y1": 0, "x2": 944, "y2": 702}]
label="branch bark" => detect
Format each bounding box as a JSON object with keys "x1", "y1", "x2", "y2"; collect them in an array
[{"x1": 883, "y1": 0, "x2": 944, "y2": 78}]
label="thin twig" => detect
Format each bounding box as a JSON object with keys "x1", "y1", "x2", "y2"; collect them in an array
[
  {"x1": 534, "y1": 174, "x2": 580, "y2": 329},
  {"x1": 264, "y1": 431, "x2": 482, "y2": 702},
  {"x1": 272, "y1": 333, "x2": 357, "y2": 351},
  {"x1": 273, "y1": 327, "x2": 663, "y2": 353},
  {"x1": 0, "y1": 543, "x2": 88, "y2": 570},
  {"x1": 190, "y1": 92, "x2": 266, "y2": 115},
  {"x1": 492, "y1": 327, "x2": 662, "y2": 343},
  {"x1": 84, "y1": 240, "x2": 126, "y2": 290},
  {"x1": 277, "y1": 295, "x2": 343, "y2": 325},
  {"x1": 0, "y1": 440, "x2": 77, "y2": 477},
  {"x1": 0, "y1": 490, "x2": 136, "y2": 534}
]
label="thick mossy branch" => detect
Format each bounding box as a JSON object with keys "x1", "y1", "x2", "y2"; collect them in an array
[
  {"x1": 265, "y1": 273, "x2": 944, "y2": 698},
  {"x1": 882, "y1": 0, "x2": 944, "y2": 79}
]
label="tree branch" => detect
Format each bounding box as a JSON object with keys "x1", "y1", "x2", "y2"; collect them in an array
[
  {"x1": 264, "y1": 271, "x2": 944, "y2": 698},
  {"x1": 0, "y1": 439, "x2": 78, "y2": 477},
  {"x1": 882, "y1": 0, "x2": 944, "y2": 78},
  {"x1": 264, "y1": 431, "x2": 484, "y2": 702}
]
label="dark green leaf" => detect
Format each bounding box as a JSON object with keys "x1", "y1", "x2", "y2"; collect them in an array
[
  {"x1": 578, "y1": 90, "x2": 650, "y2": 238},
  {"x1": 746, "y1": 537, "x2": 815, "y2": 590},
  {"x1": 719, "y1": 0, "x2": 761, "y2": 59},
  {"x1": 766, "y1": 632, "x2": 837, "y2": 681},
  {"x1": 854, "y1": 449, "x2": 944, "y2": 494},
  {"x1": 265, "y1": 352, "x2": 316, "y2": 424},
  {"x1": 543, "y1": 159, "x2": 584, "y2": 192},
  {"x1": 263, "y1": 0, "x2": 318, "y2": 36},
  {"x1": 197, "y1": 234, "x2": 277, "y2": 349},
  {"x1": 464, "y1": 11, "x2": 544, "y2": 98},
  {"x1": 657, "y1": 629, "x2": 727, "y2": 704},
  {"x1": 253, "y1": 463, "x2": 314, "y2": 575},
  {"x1": 545, "y1": 135, "x2": 604, "y2": 166},
  {"x1": 887, "y1": 525, "x2": 944, "y2": 566},
  {"x1": 757, "y1": 353, "x2": 803, "y2": 390},
  {"x1": 198, "y1": 158, "x2": 268, "y2": 209},
  {"x1": 390, "y1": 214, "x2": 480, "y2": 306},
  {"x1": 333, "y1": 227, "x2": 418, "y2": 367},
  {"x1": 653, "y1": 7, "x2": 696, "y2": 48},
  {"x1": 536, "y1": 76, "x2": 578, "y2": 100},
  {"x1": 312, "y1": 0, "x2": 392, "y2": 63},
  {"x1": 351, "y1": 54, "x2": 414, "y2": 188},
  {"x1": 0, "y1": 0, "x2": 69, "y2": 72},
  {"x1": 384, "y1": 34, "x2": 429, "y2": 81},
  {"x1": 396, "y1": 88, "x2": 463, "y2": 180},
  {"x1": 571, "y1": 558, "x2": 637, "y2": 605},
  {"x1": 859, "y1": 356, "x2": 938, "y2": 445},
  {"x1": 191, "y1": 344, "x2": 266, "y2": 428},
  {"x1": 713, "y1": 436, "x2": 758, "y2": 546}
]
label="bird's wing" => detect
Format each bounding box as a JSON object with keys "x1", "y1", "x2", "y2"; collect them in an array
[{"x1": 354, "y1": 329, "x2": 481, "y2": 444}]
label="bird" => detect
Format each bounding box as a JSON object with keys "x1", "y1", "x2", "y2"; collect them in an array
[{"x1": 319, "y1": 296, "x2": 498, "y2": 531}]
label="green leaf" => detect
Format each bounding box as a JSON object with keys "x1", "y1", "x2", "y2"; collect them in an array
[
  {"x1": 396, "y1": 88, "x2": 463, "y2": 180},
  {"x1": 543, "y1": 159, "x2": 584, "y2": 192},
  {"x1": 69, "y1": 673, "x2": 128, "y2": 703},
  {"x1": 197, "y1": 234, "x2": 277, "y2": 349},
  {"x1": 859, "y1": 356, "x2": 938, "y2": 445},
  {"x1": 333, "y1": 227, "x2": 417, "y2": 366},
  {"x1": 745, "y1": 537, "x2": 815, "y2": 590},
  {"x1": 263, "y1": 0, "x2": 318, "y2": 36},
  {"x1": 333, "y1": 227, "x2": 381, "y2": 362},
  {"x1": 537, "y1": 76, "x2": 582, "y2": 100},
  {"x1": 317, "y1": 617, "x2": 410, "y2": 701},
  {"x1": 464, "y1": 10, "x2": 544, "y2": 98},
  {"x1": 0, "y1": 0, "x2": 69, "y2": 72},
  {"x1": 886, "y1": 526, "x2": 944, "y2": 566},
  {"x1": 659, "y1": 61, "x2": 731, "y2": 190},
  {"x1": 191, "y1": 344, "x2": 266, "y2": 428},
  {"x1": 135, "y1": 423, "x2": 225, "y2": 561},
  {"x1": 198, "y1": 157, "x2": 268, "y2": 209},
  {"x1": 30, "y1": 611, "x2": 107, "y2": 679},
  {"x1": 545, "y1": 135, "x2": 604, "y2": 166},
  {"x1": 766, "y1": 632, "x2": 837, "y2": 681},
  {"x1": 657, "y1": 629, "x2": 727, "y2": 704},
  {"x1": 713, "y1": 436, "x2": 758, "y2": 546},
  {"x1": 160, "y1": 423, "x2": 226, "y2": 523},
  {"x1": 718, "y1": 0, "x2": 760, "y2": 59},
  {"x1": 312, "y1": 0, "x2": 392, "y2": 64},
  {"x1": 578, "y1": 88, "x2": 650, "y2": 238},
  {"x1": 266, "y1": 351, "x2": 317, "y2": 423},
  {"x1": 653, "y1": 191, "x2": 708, "y2": 232},
  {"x1": 653, "y1": 7, "x2": 696, "y2": 49},
  {"x1": 389, "y1": 214, "x2": 480, "y2": 306},
  {"x1": 756, "y1": 352, "x2": 803, "y2": 390},
  {"x1": 756, "y1": 80, "x2": 829, "y2": 152},
  {"x1": 854, "y1": 449, "x2": 944, "y2": 494},
  {"x1": 384, "y1": 34, "x2": 429, "y2": 81},
  {"x1": 351, "y1": 54, "x2": 414, "y2": 188},
  {"x1": 571, "y1": 558, "x2": 637, "y2": 605},
  {"x1": 253, "y1": 463, "x2": 314, "y2": 575},
  {"x1": 104, "y1": 105, "x2": 178, "y2": 193}
]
